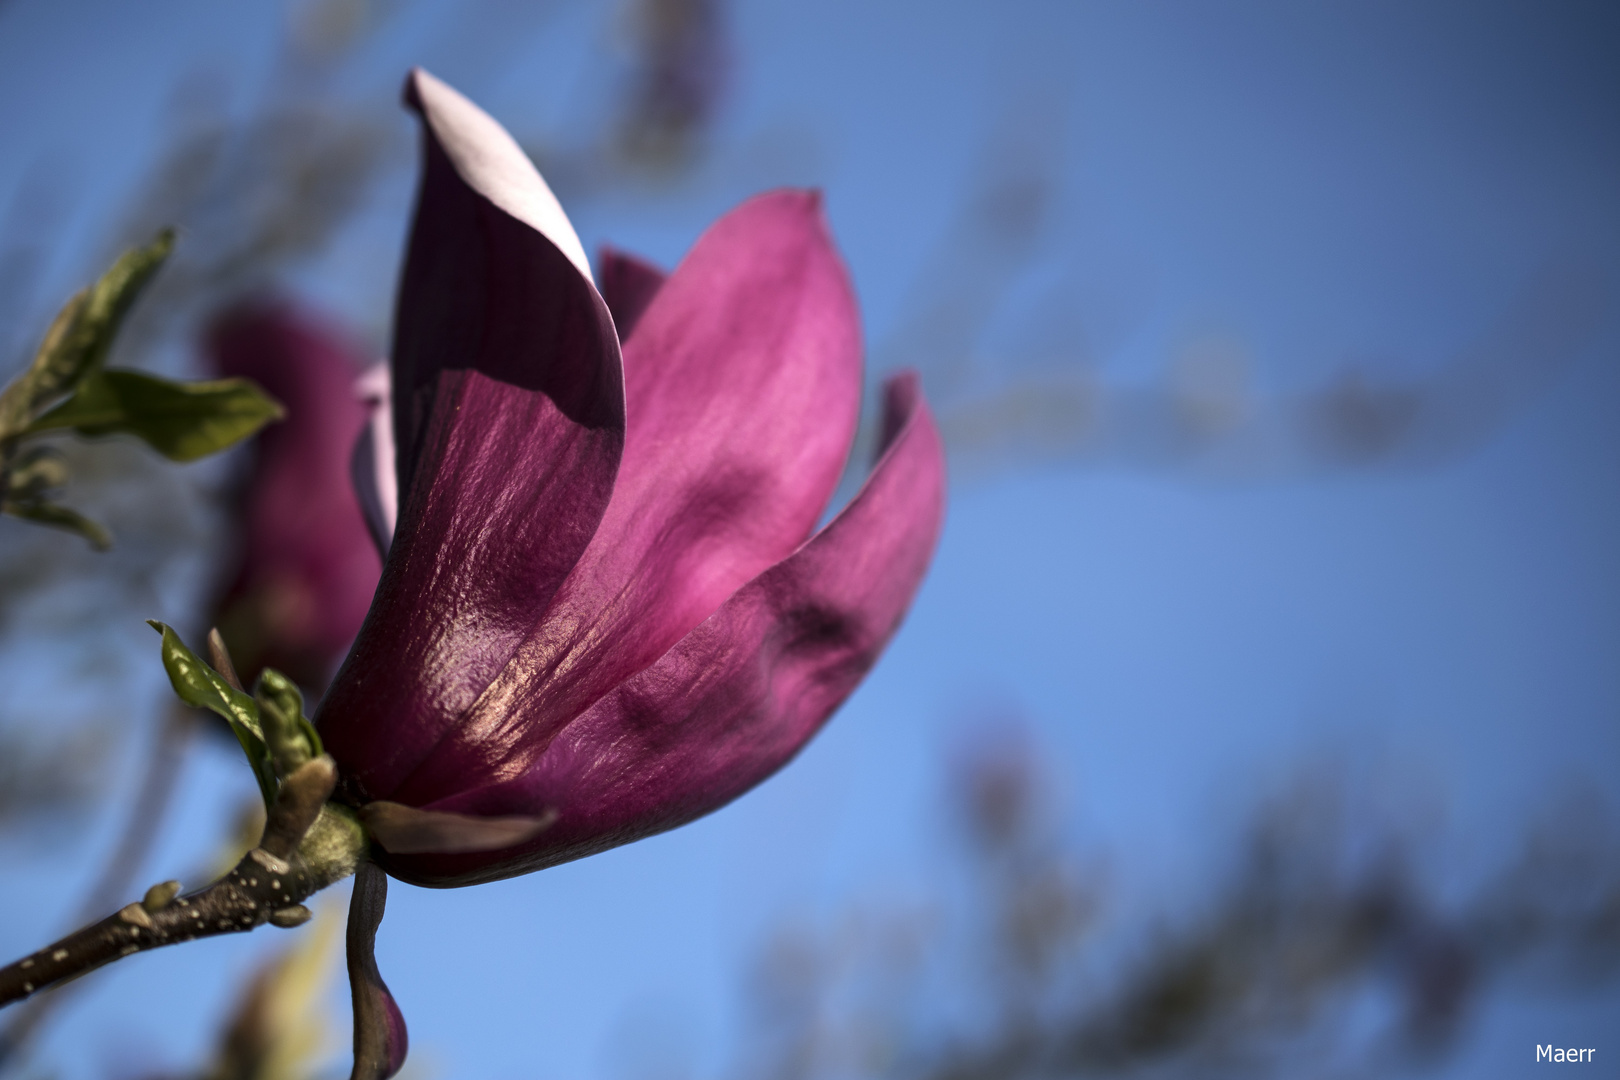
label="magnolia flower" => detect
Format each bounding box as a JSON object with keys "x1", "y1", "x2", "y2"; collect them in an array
[
  {"x1": 207, "y1": 303, "x2": 381, "y2": 690},
  {"x1": 313, "y1": 69, "x2": 944, "y2": 1077}
]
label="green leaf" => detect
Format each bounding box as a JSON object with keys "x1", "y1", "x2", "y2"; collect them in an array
[
  {"x1": 26, "y1": 369, "x2": 284, "y2": 462},
  {"x1": 148, "y1": 620, "x2": 277, "y2": 807},
  {"x1": 0, "y1": 231, "x2": 175, "y2": 438},
  {"x1": 254, "y1": 667, "x2": 324, "y2": 777},
  {"x1": 0, "y1": 293, "x2": 86, "y2": 438},
  {"x1": 2, "y1": 500, "x2": 112, "y2": 551}
]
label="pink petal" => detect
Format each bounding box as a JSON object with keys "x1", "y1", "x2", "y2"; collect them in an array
[
  {"x1": 380, "y1": 372, "x2": 945, "y2": 886},
  {"x1": 317, "y1": 71, "x2": 625, "y2": 794},
  {"x1": 388, "y1": 190, "x2": 865, "y2": 807},
  {"x1": 597, "y1": 246, "x2": 666, "y2": 342}
]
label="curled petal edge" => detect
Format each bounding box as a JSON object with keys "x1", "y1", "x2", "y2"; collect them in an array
[
  {"x1": 405, "y1": 68, "x2": 592, "y2": 285},
  {"x1": 350, "y1": 363, "x2": 396, "y2": 555}
]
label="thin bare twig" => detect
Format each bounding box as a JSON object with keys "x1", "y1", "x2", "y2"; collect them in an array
[{"x1": 0, "y1": 757, "x2": 358, "y2": 1010}]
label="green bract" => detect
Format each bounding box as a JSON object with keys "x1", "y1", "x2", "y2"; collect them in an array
[
  {"x1": 254, "y1": 667, "x2": 325, "y2": 776},
  {"x1": 150, "y1": 620, "x2": 277, "y2": 807},
  {"x1": 147, "y1": 622, "x2": 325, "y2": 811}
]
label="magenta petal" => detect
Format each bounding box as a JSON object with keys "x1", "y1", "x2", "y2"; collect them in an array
[
  {"x1": 389, "y1": 191, "x2": 864, "y2": 807},
  {"x1": 380, "y1": 372, "x2": 945, "y2": 886},
  {"x1": 316, "y1": 71, "x2": 625, "y2": 796},
  {"x1": 597, "y1": 246, "x2": 666, "y2": 343},
  {"x1": 321, "y1": 368, "x2": 624, "y2": 795},
  {"x1": 347, "y1": 861, "x2": 408, "y2": 1080}
]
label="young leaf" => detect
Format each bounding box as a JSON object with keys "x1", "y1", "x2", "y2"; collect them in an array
[
  {"x1": 27, "y1": 370, "x2": 284, "y2": 462},
  {"x1": 0, "y1": 232, "x2": 175, "y2": 437},
  {"x1": 0, "y1": 292, "x2": 87, "y2": 438},
  {"x1": 148, "y1": 620, "x2": 277, "y2": 807},
  {"x1": 1, "y1": 500, "x2": 112, "y2": 551}
]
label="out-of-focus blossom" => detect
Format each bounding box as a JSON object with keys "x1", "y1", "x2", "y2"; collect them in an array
[
  {"x1": 207, "y1": 302, "x2": 381, "y2": 691},
  {"x1": 318, "y1": 68, "x2": 945, "y2": 889},
  {"x1": 615, "y1": 0, "x2": 731, "y2": 170}
]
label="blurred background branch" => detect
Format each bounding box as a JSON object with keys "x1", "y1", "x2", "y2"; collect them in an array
[{"x1": 737, "y1": 730, "x2": 1620, "y2": 1080}]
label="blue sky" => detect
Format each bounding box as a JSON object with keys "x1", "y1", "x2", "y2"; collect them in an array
[{"x1": 0, "y1": 2, "x2": 1617, "y2": 1077}]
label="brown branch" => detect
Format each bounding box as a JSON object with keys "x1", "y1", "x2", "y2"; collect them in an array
[
  {"x1": 0, "y1": 629, "x2": 239, "y2": 1065},
  {"x1": 0, "y1": 756, "x2": 360, "y2": 1010}
]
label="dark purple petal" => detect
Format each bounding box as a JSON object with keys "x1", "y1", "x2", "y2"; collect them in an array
[
  {"x1": 316, "y1": 70, "x2": 626, "y2": 796},
  {"x1": 322, "y1": 368, "x2": 624, "y2": 796},
  {"x1": 389, "y1": 191, "x2": 864, "y2": 809},
  {"x1": 388, "y1": 70, "x2": 616, "y2": 496},
  {"x1": 206, "y1": 301, "x2": 380, "y2": 691},
  {"x1": 597, "y1": 246, "x2": 666, "y2": 342},
  {"x1": 347, "y1": 860, "x2": 408, "y2": 1080},
  {"x1": 380, "y1": 372, "x2": 945, "y2": 886}
]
